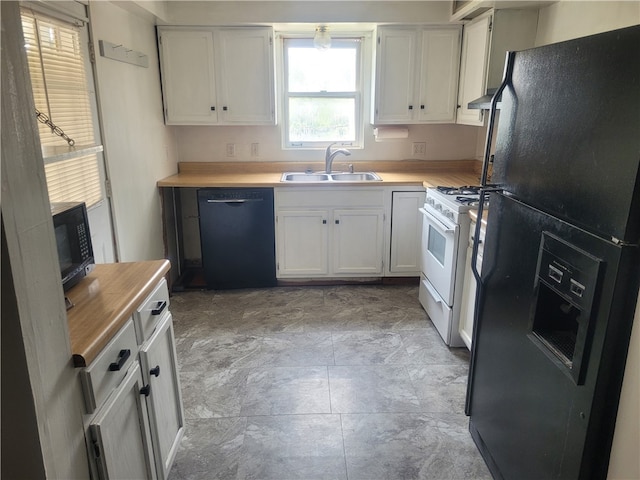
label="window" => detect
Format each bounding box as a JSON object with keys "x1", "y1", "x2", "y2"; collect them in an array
[
  {"x1": 21, "y1": 8, "x2": 103, "y2": 207},
  {"x1": 283, "y1": 38, "x2": 362, "y2": 148}
]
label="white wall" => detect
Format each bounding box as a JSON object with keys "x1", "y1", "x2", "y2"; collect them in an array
[
  {"x1": 1, "y1": 2, "x2": 88, "y2": 476},
  {"x1": 534, "y1": 3, "x2": 639, "y2": 478},
  {"x1": 89, "y1": 1, "x2": 178, "y2": 262},
  {"x1": 162, "y1": 1, "x2": 452, "y2": 25},
  {"x1": 535, "y1": 1, "x2": 640, "y2": 46}
]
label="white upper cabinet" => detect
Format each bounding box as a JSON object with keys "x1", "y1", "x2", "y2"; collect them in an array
[
  {"x1": 456, "y1": 14, "x2": 491, "y2": 126},
  {"x1": 456, "y1": 9, "x2": 539, "y2": 126},
  {"x1": 158, "y1": 27, "x2": 275, "y2": 125},
  {"x1": 158, "y1": 30, "x2": 217, "y2": 125},
  {"x1": 373, "y1": 25, "x2": 461, "y2": 125},
  {"x1": 216, "y1": 28, "x2": 275, "y2": 124}
]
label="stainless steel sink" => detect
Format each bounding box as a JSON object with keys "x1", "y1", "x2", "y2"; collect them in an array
[
  {"x1": 329, "y1": 172, "x2": 382, "y2": 182},
  {"x1": 281, "y1": 173, "x2": 330, "y2": 182},
  {"x1": 280, "y1": 171, "x2": 382, "y2": 182}
]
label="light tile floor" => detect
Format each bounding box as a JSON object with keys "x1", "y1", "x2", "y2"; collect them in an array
[{"x1": 168, "y1": 285, "x2": 491, "y2": 480}]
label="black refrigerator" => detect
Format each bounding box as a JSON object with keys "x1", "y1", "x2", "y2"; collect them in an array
[{"x1": 467, "y1": 26, "x2": 640, "y2": 479}]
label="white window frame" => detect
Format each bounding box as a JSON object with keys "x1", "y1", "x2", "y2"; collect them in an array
[
  {"x1": 21, "y1": 4, "x2": 105, "y2": 209},
  {"x1": 281, "y1": 36, "x2": 365, "y2": 150}
]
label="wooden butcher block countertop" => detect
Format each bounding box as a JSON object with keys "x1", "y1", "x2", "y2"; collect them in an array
[
  {"x1": 66, "y1": 259, "x2": 170, "y2": 367},
  {"x1": 157, "y1": 160, "x2": 481, "y2": 189}
]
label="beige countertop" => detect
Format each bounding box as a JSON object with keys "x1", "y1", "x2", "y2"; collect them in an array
[
  {"x1": 157, "y1": 160, "x2": 482, "y2": 189},
  {"x1": 66, "y1": 260, "x2": 170, "y2": 367}
]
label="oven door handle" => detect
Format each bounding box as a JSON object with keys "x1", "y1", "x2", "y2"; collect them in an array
[{"x1": 419, "y1": 207, "x2": 456, "y2": 234}]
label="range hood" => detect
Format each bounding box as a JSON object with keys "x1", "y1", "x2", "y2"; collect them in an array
[{"x1": 468, "y1": 88, "x2": 502, "y2": 110}]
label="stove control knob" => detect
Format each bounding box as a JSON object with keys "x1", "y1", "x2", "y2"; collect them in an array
[
  {"x1": 444, "y1": 209, "x2": 454, "y2": 220},
  {"x1": 435, "y1": 204, "x2": 443, "y2": 212},
  {"x1": 426, "y1": 198, "x2": 435, "y2": 206}
]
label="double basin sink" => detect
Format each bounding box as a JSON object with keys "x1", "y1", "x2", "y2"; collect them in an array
[{"x1": 281, "y1": 171, "x2": 382, "y2": 183}]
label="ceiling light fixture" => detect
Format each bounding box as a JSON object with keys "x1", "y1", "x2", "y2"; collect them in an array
[{"x1": 314, "y1": 25, "x2": 331, "y2": 50}]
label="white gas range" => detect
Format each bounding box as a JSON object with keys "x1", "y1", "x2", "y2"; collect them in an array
[{"x1": 418, "y1": 186, "x2": 485, "y2": 346}]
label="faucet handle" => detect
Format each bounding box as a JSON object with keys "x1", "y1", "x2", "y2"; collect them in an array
[{"x1": 348, "y1": 163, "x2": 354, "y2": 173}]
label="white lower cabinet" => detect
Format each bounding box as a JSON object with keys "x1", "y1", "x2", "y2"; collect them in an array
[
  {"x1": 83, "y1": 279, "x2": 184, "y2": 480},
  {"x1": 389, "y1": 191, "x2": 425, "y2": 275},
  {"x1": 333, "y1": 209, "x2": 384, "y2": 275},
  {"x1": 276, "y1": 210, "x2": 329, "y2": 276},
  {"x1": 459, "y1": 219, "x2": 484, "y2": 350},
  {"x1": 275, "y1": 188, "x2": 386, "y2": 278},
  {"x1": 139, "y1": 313, "x2": 184, "y2": 480},
  {"x1": 89, "y1": 362, "x2": 156, "y2": 480}
]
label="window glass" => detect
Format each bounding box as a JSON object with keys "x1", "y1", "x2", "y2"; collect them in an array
[
  {"x1": 428, "y1": 225, "x2": 447, "y2": 266},
  {"x1": 283, "y1": 37, "x2": 362, "y2": 148},
  {"x1": 21, "y1": 8, "x2": 103, "y2": 207}
]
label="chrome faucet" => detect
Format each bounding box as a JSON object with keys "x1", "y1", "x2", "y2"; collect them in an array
[{"x1": 325, "y1": 143, "x2": 351, "y2": 174}]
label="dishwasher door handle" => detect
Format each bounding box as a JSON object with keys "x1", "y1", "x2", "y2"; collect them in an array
[{"x1": 206, "y1": 198, "x2": 263, "y2": 203}]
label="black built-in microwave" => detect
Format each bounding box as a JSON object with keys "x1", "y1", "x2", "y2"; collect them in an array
[{"x1": 51, "y1": 202, "x2": 95, "y2": 292}]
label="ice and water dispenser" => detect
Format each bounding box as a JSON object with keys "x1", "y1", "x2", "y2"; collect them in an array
[{"x1": 529, "y1": 233, "x2": 602, "y2": 385}]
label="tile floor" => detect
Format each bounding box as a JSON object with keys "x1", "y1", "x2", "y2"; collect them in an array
[{"x1": 168, "y1": 284, "x2": 492, "y2": 480}]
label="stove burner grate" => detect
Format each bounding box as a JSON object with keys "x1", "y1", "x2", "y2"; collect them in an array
[
  {"x1": 436, "y1": 185, "x2": 482, "y2": 195},
  {"x1": 455, "y1": 194, "x2": 490, "y2": 206}
]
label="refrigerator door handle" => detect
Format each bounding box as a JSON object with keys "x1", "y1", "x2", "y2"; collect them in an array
[{"x1": 479, "y1": 51, "x2": 516, "y2": 189}]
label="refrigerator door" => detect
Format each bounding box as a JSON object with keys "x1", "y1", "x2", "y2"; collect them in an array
[
  {"x1": 492, "y1": 25, "x2": 640, "y2": 244},
  {"x1": 467, "y1": 193, "x2": 639, "y2": 479}
]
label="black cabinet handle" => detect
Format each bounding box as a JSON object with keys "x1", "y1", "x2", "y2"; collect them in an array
[
  {"x1": 151, "y1": 301, "x2": 167, "y2": 315},
  {"x1": 223, "y1": 106, "x2": 228, "y2": 111},
  {"x1": 210, "y1": 106, "x2": 216, "y2": 111},
  {"x1": 150, "y1": 365, "x2": 161, "y2": 377},
  {"x1": 408, "y1": 105, "x2": 413, "y2": 110},
  {"x1": 335, "y1": 219, "x2": 340, "y2": 224},
  {"x1": 140, "y1": 384, "x2": 151, "y2": 397},
  {"x1": 420, "y1": 105, "x2": 425, "y2": 110},
  {"x1": 108, "y1": 349, "x2": 130, "y2": 371},
  {"x1": 322, "y1": 219, "x2": 327, "y2": 224}
]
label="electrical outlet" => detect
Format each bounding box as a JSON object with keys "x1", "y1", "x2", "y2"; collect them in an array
[
  {"x1": 251, "y1": 143, "x2": 259, "y2": 157},
  {"x1": 412, "y1": 142, "x2": 426, "y2": 156},
  {"x1": 226, "y1": 143, "x2": 236, "y2": 157}
]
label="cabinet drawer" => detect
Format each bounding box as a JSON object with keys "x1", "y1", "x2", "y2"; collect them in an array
[
  {"x1": 81, "y1": 320, "x2": 138, "y2": 414},
  {"x1": 134, "y1": 278, "x2": 170, "y2": 344}
]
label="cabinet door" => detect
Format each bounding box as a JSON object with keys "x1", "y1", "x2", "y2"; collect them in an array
[
  {"x1": 458, "y1": 242, "x2": 476, "y2": 350},
  {"x1": 159, "y1": 30, "x2": 217, "y2": 125},
  {"x1": 333, "y1": 209, "x2": 384, "y2": 275},
  {"x1": 456, "y1": 13, "x2": 491, "y2": 126},
  {"x1": 90, "y1": 363, "x2": 156, "y2": 480},
  {"x1": 389, "y1": 191, "x2": 425, "y2": 274},
  {"x1": 373, "y1": 27, "x2": 417, "y2": 124},
  {"x1": 276, "y1": 210, "x2": 329, "y2": 276},
  {"x1": 140, "y1": 313, "x2": 184, "y2": 480},
  {"x1": 216, "y1": 28, "x2": 275, "y2": 124},
  {"x1": 417, "y1": 28, "x2": 461, "y2": 123}
]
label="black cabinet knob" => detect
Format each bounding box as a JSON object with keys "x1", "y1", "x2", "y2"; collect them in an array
[
  {"x1": 210, "y1": 106, "x2": 216, "y2": 111},
  {"x1": 140, "y1": 384, "x2": 151, "y2": 397},
  {"x1": 150, "y1": 365, "x2": 161, "y2": 377},
  {"x1": 223, "y1": 106, "x2": 228, "y2": 111},
  {"x1": 420, "y1": 105, "x2": 425, "y2": 110},
  {"x1": 408, "y1": 105, "x2": 413, "y2": 110}
]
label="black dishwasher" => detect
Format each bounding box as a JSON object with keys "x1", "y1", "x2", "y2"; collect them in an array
[{"x1": 197, "y1": 188, "x2": 276, "y2": 289}]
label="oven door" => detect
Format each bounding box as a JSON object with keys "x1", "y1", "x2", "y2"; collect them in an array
[{"x1": 419, "y1": 205, "x2": 459, "y2": 305}]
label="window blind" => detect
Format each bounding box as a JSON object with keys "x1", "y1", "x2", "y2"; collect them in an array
[{"x1": 21, "y1": 8, "x2": 103, "y2": 207}]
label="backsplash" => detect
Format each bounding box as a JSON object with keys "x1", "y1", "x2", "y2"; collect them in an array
[{"x1": 172, "y1": 123, "x2": 482, "y2": 163}]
